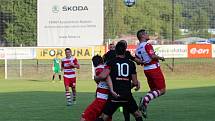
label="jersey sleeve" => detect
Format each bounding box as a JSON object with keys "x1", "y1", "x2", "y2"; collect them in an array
[
  {"x1": 103, "y1": 51, "x2": 116, "y2": 63},
  {"x1": 104, "y1": 65, "x2": 110, "y2": 69},
  {"x1": 73, "y1": 58, "x2": 79, "y2": 65},
  {"x1": 145, "y1": 43, "x2": 155, "y2": 57},
  {"x1": 105, "y1": 60, "x2": 112, "y2": 69},
  {"x1": 130, "y1": 61, "x2": 137, "y2": 74},
  {"x1": 95, "y1": 68, "x2": 104, "y2": 76},
  {"x1": 135, "y1": 54, "x2": 140, "y2": 59},
  {"x1": 125, "y1": 51, "x2": 135, "y2": 61},
  {"x1": 103, "y1": 53, "x2": 107, "y2": 63},
  {"x1": 61, "y1": 59, "x2": 64, "y2": 68}
]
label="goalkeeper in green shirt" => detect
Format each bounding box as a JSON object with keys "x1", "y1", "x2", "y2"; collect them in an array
[{"x1": 52, "y1": 55, "x2": 62, "y2": 82}]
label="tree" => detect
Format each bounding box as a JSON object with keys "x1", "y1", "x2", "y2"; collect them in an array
[
  {"x1": 105, "y1": 0, "x2": 183, "y2": 40},
  {"x1": 176, "y1": 0, "x2": 213, "y2": 38},
  {"x1": 0, "y1": 0, "x2": 37, "y2": 46}
]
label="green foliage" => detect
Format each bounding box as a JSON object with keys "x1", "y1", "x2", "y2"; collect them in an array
[
  {"x1": 105, "y1": 0, "x2": 215, "y2": 40},
  {"x1": 0, "y1": 0, "x2": 214, "y2": 46},
  {"x1": 176, "y1": 0, "x2": 215, "y2": 38},
  {"x1": 0, "y1": 0, "x2": 37, "y2": 46},
  {"x1": 104, "y1": 0, "x2": 184, "y2": 40}
]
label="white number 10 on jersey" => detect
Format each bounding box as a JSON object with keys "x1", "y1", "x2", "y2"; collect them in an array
[{"x1": 116, "y1": 63, "x2": 129, "y2": 77}]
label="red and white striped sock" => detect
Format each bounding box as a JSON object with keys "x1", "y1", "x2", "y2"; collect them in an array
[
  {"x1": 65, "y1": 91, "x2": 72, "y2": 103},
  {"x1": 143, "y1": 90, "x2": 161, "y2": 106}
]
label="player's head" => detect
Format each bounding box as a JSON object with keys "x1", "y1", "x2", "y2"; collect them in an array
[
  {"x1": 115, "y1": 41, "x2": 126, "y2": 56},
  {"x1": 92, "y1": 55, "x2": 103, "y2": 67},
  {"x1": 119, "y1": 40, "x2": 127, "y2": 48},
  {"x1": 65, "y1": 48, "x2": 71, "y2": 58},
  {"x1": 109, "y1": 43, "x2": 115, "y2": 50},
  {"x1": 136, "y1": 29, "x2": 149, "y2": 42}
]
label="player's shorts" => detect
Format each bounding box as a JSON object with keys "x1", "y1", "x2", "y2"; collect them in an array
[
  {"x1": 144, "y1": 67, "x2": 166, "y2": 91},
  {"x1": 63, "y1": 77, "x2": 76, "y2": 88},
  {"x1": 103, "y1": 96, "x2": 138, "y2": 117},
  {"x1": 53, "y1": 68, "x2": 61, "y2": 73},
  {"x1": 82, "y1": 98, "x2": 110, "y2": 121}
]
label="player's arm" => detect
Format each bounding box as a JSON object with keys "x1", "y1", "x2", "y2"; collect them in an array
[
  {"x1": 71, "y1": 58, "x2": 80, "y2": 69},
  {"x1": 150, "y1": 54, "x2": 165, "y2": 61},
  {"x1": 145, "y1": 44, "x2": 165, "y2": 61},
  {"x1": 94, "y1": 79, "x2": 100, "y2": 84},
  {"x1": 134, "y1": 57, "x2": 146, "y2": 65},
  {"x1": 126, "y1": 51, "x2": 145, "y2": 65},
  {"x1": 130, "y1": 62, "x2": 140, "y2": 91},
  {"x1": 94, "y1": 68, "x2": 110, "y2": 81},
  {"x1": 61, "y1": 61, "x2": 64, "y2": 71},
  {"x1": 103, "y1": 53, "x2": 107, "y2": 63},
  {"x1": 106, "y1": 76, "x2": 119, "y2": 98},
  {"x1": 95, "y1": 60, "x2": 111, "y2": 81},
  {"x1": 71, "y1": 63, "x2": 80, "y2": 69},
  {"x1": 131, "y1": 74, "x2": 140, "y2": 91}
]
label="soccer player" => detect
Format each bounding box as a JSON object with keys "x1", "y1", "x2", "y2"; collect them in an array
[
  {"x1": 103, "y1": 40, "x2": 142, "y2": 65},
  {"x1": 96, "y1": 42, "x2": 143, "y2": 121},
  {"x1": 52, "y1": 55, "x2": 61, "y2": 82},
  {"x1": 61, "y1": 48, "x2": 80, "y2": 106},
  {"x1": 103, "y1": 42, "x2": 130, "y2": 121},
  {"x1": 102, "y1": 40, "x2": 143, "y2": 121},
  {"x1": 135, "y1": 29, "x2": 166, "y2": 118},
  {"x1": 81, "y1": 55, "x2": 116, "y2": 121},
  {"x1": 103, "y1": 43, "x2": 115, "y2": 62}
]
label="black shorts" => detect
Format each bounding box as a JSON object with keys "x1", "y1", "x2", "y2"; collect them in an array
[{"x1": 103, "y1": 96, "x2": 138, "y2": 116}]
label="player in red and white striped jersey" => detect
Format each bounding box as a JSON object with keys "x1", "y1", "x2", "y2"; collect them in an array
[
  {"x1": 81, "y1": 55, "x2": 117, "y2": 121},
  {"x1": 61, "y1": 48, "x2": 80, "y2": 106},
  {"x1": 135, "y1": 29, "x2": 166, "y2": 118}
]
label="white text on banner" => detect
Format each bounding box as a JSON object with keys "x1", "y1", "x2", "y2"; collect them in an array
[
  {"x1": 5, "y1": 48, "x2": 36, "y2": 59},
  {"x1": 37, "y1": 0, "x2": 104, "y2": 47},
  {"x1": 152, "y1": 45, "x2": 187, "y2": 58}
]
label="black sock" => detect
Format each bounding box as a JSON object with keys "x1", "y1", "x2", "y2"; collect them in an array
[
  {"x1": 52, "y1": 75, "x2": 55, "y2": 80},
  {"x1": 73, "y1": 96, "x2": 76, "y2": 101},
  {"x1": 123, "y1": 108, "x2": 130, "y2": 121},
  {"x1": 135, "y1": 117, "x2": 143, "y2": 121},
  {"x1": 95, "y1": 118, "x2": 104, "y2": 121},
  {"x1": 59, "y1": 75, "x2": 61, "y2": 80}
]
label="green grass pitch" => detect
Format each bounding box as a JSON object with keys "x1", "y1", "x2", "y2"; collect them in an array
[
  {"x1": 0, "y1": 78, "x2": 215, "y2": 121},
  {"x1": 0, "y1": 59, "x2": 215, "y2": 121}
]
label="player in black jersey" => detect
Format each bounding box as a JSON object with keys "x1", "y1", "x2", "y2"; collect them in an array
[
  {"x1": 103, "y1": 40, "x2": 142, "y2": 64},
  {"x1": 102, "y1": 40, "x2": 143, "y2": 121},
  {"x1": 96, "y1": 42, "x2": 143, "y2": 121},
  {"x1": 103, "y1": 41, "x2": 135, "y2": 121}
]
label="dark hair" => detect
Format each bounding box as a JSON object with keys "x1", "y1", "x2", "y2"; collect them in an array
[
  {"x1": 92, "y1": 55, "x2": 103, "y2": 67},
  {"x1": 65, "y1": 48, "x2": 71, "y2": 52},
  {"x1": 115, "y1": 41, "x2": 126, "y2": 55},
  {"x1": 119, "y1": 40, "x2": 127, "y2": 47},
  {"x1": 136, "y1": 29, "x2": 146, "y2": 40}
]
